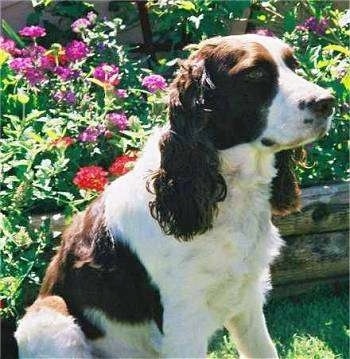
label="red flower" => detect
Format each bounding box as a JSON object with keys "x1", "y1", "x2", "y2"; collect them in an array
[
  {"x1": 52, "y1": 136, "x2": 75, "y2": 148},
  {"x1": 73, "y1": 166, "x2": 108, "y2": 192},
  {"x1": 109, "y1": 154, "x2": 137, "y2": 176}
]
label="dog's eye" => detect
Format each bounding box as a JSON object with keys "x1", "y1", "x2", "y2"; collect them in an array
[{"x1": 245, "y1": 68, "x2": 266, "y2": 81}]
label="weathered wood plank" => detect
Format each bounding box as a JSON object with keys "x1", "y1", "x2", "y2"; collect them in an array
[
  {"x1": 273, "y1": 183, "x2": 349, "y2": 236},
  {"x1": 271, "y1": 230, "x2": 349, "y2": 285}
]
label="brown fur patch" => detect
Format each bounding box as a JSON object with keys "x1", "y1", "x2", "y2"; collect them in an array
[{"x1": 28, "y1": 296, "x2": 69, "y2": 316}]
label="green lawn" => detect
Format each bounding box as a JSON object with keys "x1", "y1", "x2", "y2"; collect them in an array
[{"x1": 209, "y1": 284, "x2": 349, "y2": 359}]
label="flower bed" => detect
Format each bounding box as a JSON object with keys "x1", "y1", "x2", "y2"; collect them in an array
[{"x1": 0, "y1": 1, "x2": 349, "y2": 320}]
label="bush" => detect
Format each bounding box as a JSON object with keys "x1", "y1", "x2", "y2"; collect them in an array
[{"x1": 0, "y1": 13, "x2": 167, "y2": 318}]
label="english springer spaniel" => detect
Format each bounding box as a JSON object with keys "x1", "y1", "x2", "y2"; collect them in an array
[{"x1": 15, "y1": 35, "x2": 334, "y2": 358}]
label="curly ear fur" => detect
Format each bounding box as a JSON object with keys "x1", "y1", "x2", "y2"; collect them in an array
[
  {"x1": 270, "y1": 148, "x2": 305, "y2": 216},
  {"x1": 147, "y1": 57, "x2": 226, "y2": 241}
]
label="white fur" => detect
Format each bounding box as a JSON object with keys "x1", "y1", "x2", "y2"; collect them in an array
[
  {"x1": 15, "y1": 307, "x2": 92, "y2": 358},
  {"x1": 103, "y1": 132, "x2": 282, "y2": 358}
]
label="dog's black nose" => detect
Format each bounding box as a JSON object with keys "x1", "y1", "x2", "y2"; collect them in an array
[{"x1": 307, "y1": 95, "x2": 335, "y2": 118}]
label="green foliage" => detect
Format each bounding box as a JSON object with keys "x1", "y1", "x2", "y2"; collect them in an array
[
  {"x1": 252, "y1": 1, "x2": 349, "y2": 186},
  {"x1": 1, "y1": 14, "x2": 167, "y2": 318},
  {"x1": 148, "y1": 0, "x2": 251, "y2": 45}
]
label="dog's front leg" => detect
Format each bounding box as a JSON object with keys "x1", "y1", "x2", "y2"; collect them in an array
[
  {"x1": 225, "y1": 300, "x2": 278, "y2": 359},
  {"x1": 160, "y1": 298, "x2": 212, "y2": 358}
]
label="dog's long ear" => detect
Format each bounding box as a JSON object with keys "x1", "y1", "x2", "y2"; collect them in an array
[
  {"x1": 270, "y1": 148, "x2": 305, "y2": 216},
  {"x1": 147, "y1": 56, "x2": 226, "y2": 241}
]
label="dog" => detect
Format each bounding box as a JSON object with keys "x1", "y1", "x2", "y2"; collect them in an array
[{"x1": 15, "y1": 34, "x2": 334, "y2": 358}]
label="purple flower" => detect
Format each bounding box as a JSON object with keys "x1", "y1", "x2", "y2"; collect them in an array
[
  {"x1": 96, "y1": 43, "x2": 106, "y2": 53},
  {"x1": 0, "y1": 36, "x2": 21, "y2": 56},
  {"x1": 115, "y1": 89, "x2": 128, "y2": 98},
  {"x1": 65, "y1": 40, "x2": 89, "y2": 62},
  {"x1": 87, "y1": 11, "x2": 97, "y2": 24},
  {"x1": 250, "y1": 28, "x2": 275, "y2": 37},
  {"x1": 24, "y1": 68, "x2": 45, "y2": 85},
  {"x1": 54, "y1": 90, "x2": 77, "y2": 104},
  {"x1": 71, "y1": 18, "x2": 91, "y2": 33},
  {"x1": 107, "y1": 112, "x2": 128, "y2": 131},
  {"x1": 64, "y1": 91, "x2": 77, "y2": 104},
  {"x1": 54, "y1": 66, "x2": 79, "y2": 81},
  {"x1": 93, "y1": 63, "x2": 120, "y2": 86},
  {"x1": 19, "y1": 26, "x2": 46, "y2": 38},
  {"x1": 296, "y1": 17, "x2": 329, "y2": 35},
  {"x1": 39, "y1": 55, "x2": 56, "y2": 70},
  {"x1": 142, "y1": 74, "x2": 167, "y2": 93},
  {"x1": 21, "y1": 45, "x2": 46, "y2": 58},
  {"x1": 9, "y1": 57, "x2": 33, "y2": 72},
  {"x1": 78, "y1": 125, "x2": 107, "y2": 142}
]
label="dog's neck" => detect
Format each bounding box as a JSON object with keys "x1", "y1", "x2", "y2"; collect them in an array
[{"x1": 219, "y1": 142, "x2": 276, "y2": 188}]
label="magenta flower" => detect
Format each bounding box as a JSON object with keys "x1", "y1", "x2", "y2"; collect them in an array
[
  {"x1": 65, "y1": 40, "x2": 89, "y2": 62},
  {"x1": 9, "y1": 57, "x2": 33, "y2": 72},
  {"x1": 54, "y1": 66, "x2": 79, "y2": 81},
  {"x1": 0, "y1": 36, "x2": 21, "y2": 56},
  {"x1": 24, "y1": 68, "x2": 46, "y2": 85},
  {"x1": 142, "y1": 74, "x2": 167, "y2": 93},
  {"x1": 53, "y1": 90, "x2": 76, "y2": 104},
  {"x1": 78, "y1": 125, "x2": 107, "y2": 142},
  {"x1": 296, "y1": 17, "x2": 329, "y2": 35},
  {"x1": 39, "y1": 55, "x2": 56, "y2": 71},
  {"x1": 107, "y1": 112, "x2": 128, "y2": 131},
  {"x1": 250, "y1": 28, "x2": 275, "y2": 37},
  {"x1": 93, "y1": 63, "x2": 120, "y2": 86},
  {"x1": 115, "y1": 89, "x2": 128, "y2": 98},
  {"x1": 19, "y1": 26, "x2": 46, "y2": 38},
  {"x1": 71, "y1": 18, "x2": 91, "y2": 33},
  {"x1": 21, "y1": 45, "x2": 46, "y2": 58}
]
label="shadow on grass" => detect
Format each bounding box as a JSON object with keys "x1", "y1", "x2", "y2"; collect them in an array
[{"x1": 209, "y1": 283, "x2": 349, "y2": 359}]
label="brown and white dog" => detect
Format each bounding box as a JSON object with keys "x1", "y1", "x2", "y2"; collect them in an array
[{"x1": 15, "y1": 35, "x2": 334, "y2": 358}]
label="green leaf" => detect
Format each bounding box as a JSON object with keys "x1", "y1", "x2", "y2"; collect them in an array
[
  {"x1": 178, "y1": 0, "x2": 196, "y2": 11},
  {"x1": 323, "y1": 45, "x2": 350, "y2": 57},
  {"x1": 0, "y1": 49, "x2": 9, "y2": 66},
  {"x1": 1, "y1": 20, "x2": 25, "y2": 48},
  {"x1": 341, "y1": 71, "x2": 350, "y2": 91}
]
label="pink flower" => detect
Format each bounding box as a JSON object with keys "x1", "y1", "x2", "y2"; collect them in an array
[
  {"x1": 21, "y1": 45, "x2": 46, "y2": 58},
  {"x1": 24, "y1": 68, "x2": 45, "y2": 85},
  {"x1": 54, "y1": 66, "x2": 79, "y2": 80},
  {"x1": 93, "y1": 63, "x2": 120, "y2": 86},
  {"x1": 19, "y1": 26, "x2": 46, "y2": 38},
  {"x1": 78, "y1": 125, "x2": 108, "y2": 142},
  {"x1": 142, "y1": 74, "x2": 167, "y2": 93},
  {"x1": 0, "y1": 36, "x2": 21, "y2": 56},
  {"x1": 115, "y1": 89, "x2": 128, "y2": 98},
  {"x1": 9, "y1": 57, "x2": 33, "y2": 72},
  {"x1": 107, "y1": 112, "x2": 128, "y2": 131},
  {"x1": 71, "y1": 18, "x2": 91, "y2": 33},
  {"x1": 65, "y1": 40, "x2": 89, "y2": 62},
  {"x1": 250, "y1": 28, "x2": 275, "y2": 37}
]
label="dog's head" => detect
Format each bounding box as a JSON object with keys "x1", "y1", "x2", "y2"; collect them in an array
[{"x1": 148, "y1": 35, "x2": 335, "y2": 240}]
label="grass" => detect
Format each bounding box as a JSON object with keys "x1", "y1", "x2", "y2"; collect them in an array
[{"x1": 208, "y1": 284, "x2": 349, "y2": 359}]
